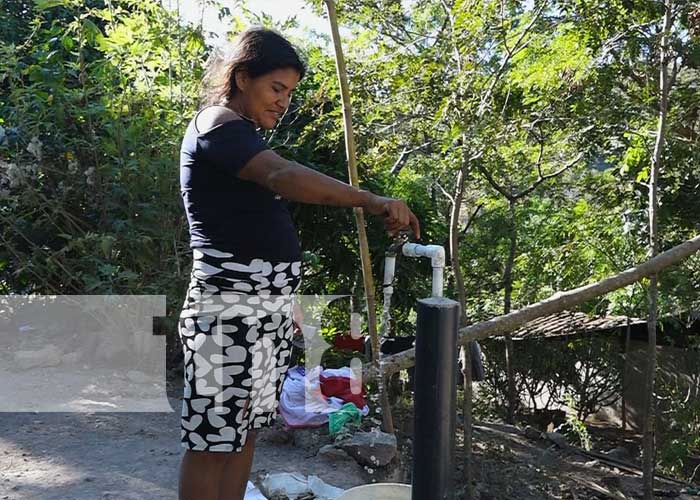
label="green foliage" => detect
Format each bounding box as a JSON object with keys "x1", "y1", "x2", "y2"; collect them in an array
[
  {"x1": 510, "y1": 23, "x2": 593, "y2": 103},
  {"x1": 481, "y1": 334, "x2": 624, "y2": 421},
  {"x1": 0, "y1": 0, "x2": 206, "y2": 317},
  {"x1": 655, "y1": 342, "x2": 700, "y2": 479},
  {"x1": 557, "y1": 394, "x2": 593, "y2": 451},
  {"x1": 2, "y1": 0, "x2": 699, "y2": 479}
]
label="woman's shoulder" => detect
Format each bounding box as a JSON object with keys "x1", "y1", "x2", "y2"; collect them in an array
[{"x1": 194, "y1": 105, "x2": 246, "y2": 135}]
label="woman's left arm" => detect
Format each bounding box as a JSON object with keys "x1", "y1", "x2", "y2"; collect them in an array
[{"x1": 238, "y1": 149, "x2": 421, "y2": 238}]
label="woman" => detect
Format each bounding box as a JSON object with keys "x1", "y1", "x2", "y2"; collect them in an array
[{"x1": 178, "y1": 27, "x2": 420, "y2": 500}]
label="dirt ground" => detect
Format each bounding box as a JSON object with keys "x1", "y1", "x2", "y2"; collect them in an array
[
  {"x1": 1, "y1": 370, "x2": 698, "y2": 500},
  {"x1": 459, "y1": 423, "x2": 695, "y2": 500},
  {"x1": 0, "y1": 373, "x2": 369, "y2": 500}
]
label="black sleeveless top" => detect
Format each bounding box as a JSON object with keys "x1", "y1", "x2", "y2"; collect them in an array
[{"x1": 179, "y1": 114, "x2": 301, "y2": 263}]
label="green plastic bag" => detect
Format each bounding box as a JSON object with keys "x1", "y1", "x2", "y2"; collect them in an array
[{"x1": 329, "y1": 402, "x2": 362, "y2": 435}]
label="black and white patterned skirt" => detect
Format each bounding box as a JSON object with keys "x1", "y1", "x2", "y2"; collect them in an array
[{"x1": 178, "y1": 247, "x2": 302, "y2": 452}]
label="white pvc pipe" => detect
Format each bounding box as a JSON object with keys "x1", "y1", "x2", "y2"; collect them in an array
[
  {"x1": 401, "y1": 243, "x2": 445, "y2": 298},
  {"x1": 383, "y1": 255, "x2": 396, "y2": 289},
  {"x1": 432, "y1": 266, "x2": 444, "y2": 298},
  {"x1": 380, "y1": 255, "x2": 397, "y2": 337}
]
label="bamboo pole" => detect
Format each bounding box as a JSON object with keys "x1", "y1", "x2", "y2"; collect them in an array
[{"x1": 324, "y1": 0, "x2": 394, "y2": 434}]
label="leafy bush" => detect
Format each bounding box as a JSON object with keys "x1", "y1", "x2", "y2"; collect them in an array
[{"x1": 481, "y1": 334, "x2": 624, "y2": 422}]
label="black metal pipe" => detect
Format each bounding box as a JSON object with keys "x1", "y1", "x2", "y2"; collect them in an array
[{"x1": 412, "y1": 297, "x2": 459, "y2": 500}]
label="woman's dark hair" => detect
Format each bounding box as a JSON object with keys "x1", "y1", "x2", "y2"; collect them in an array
[{"x1": 200, "y1": 27, "x2": 306, "y2": 108}]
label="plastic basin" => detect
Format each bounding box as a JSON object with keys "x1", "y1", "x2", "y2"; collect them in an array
[{"x1": 338, "y1": 483, "x2": 412, "y2": 500}]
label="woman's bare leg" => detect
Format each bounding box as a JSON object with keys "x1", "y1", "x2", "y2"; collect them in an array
[
  {"x1": 217, "y1": 430, "x2": 257, "y2": 500},
  {"x1": 179, "y1": 449, "x2": 229, "y2": 500},
  {"x1": 177, "y1": 432, "x2": 258, "y2": 500}
]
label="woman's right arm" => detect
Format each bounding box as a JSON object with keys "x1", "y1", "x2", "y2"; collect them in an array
[{"x1": 238, "y1": 149, "x2": 420, "y2": 238}]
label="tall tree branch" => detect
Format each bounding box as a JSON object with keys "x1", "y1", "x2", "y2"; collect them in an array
[
  {"x1": 434, "y1": 180, "x2": 456, "y2": 205},
  {"x1": 460, "y1": 203, "x2": 485, "y2": 236},
  {"x1": 390, "y1": 141, "x2": 432, "y2": 175},
  {"x1": 478, "y1": 1, "x2": 547, "y2": 116},
  {"x1": 643, "y1": 1, "x2": 675, "y2": 497},
  {"x1": 513, "y1": 152, "x2": 584, "y2": 200}
]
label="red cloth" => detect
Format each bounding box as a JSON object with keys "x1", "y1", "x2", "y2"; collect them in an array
[
  {"x1": 333, "y1": 333, "x2": 365, "y2": 352},
  {"x1": 319, "y1": 374, "x2": 366, "y2": 409}
]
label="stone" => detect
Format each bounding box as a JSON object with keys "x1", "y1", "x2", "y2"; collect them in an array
[
  {"x1": 603, "y1": 446, "x2": 633, "y2": 462},
  {"x1": 544, "y1": 431, "x2": 568, "y2": 448},
  {"x1": 318, "y1": 444, "x2": 355, "y2": 463},
  {"x1": 523, "y1": 425, "x2": 542, "y2": 440},
  {"x1": 339, "y1": 430, "x2": 397, "y2": 467},
  {"x1": 292, "y1": 426, "x2": 332, "y2": 453},
  {"x1": 362, "y1": 459, "x2": 406, "y2": 483}
]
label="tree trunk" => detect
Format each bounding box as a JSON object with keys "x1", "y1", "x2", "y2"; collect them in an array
[
  {"x1": 324, "y1": 0, "x2": 393, "y2": 434},
  {"x1": 643, "y1": 275, "x2": 658, "y2": 500},
  {"x1": 364, "y1": 234, "x2": 700, "y2": 381},
  {"x1": 503, "y1": 201, "x2": 518, "y2": 423},
  {"x1": 460, "y1": 345, "x2": 473, "y2": 497},
  {"x1": 622, "y1": 318, "x2": 631, "y2": 432},
  {"x1": 451, "y1": 164, "x2": 469, "y2": 327},
  {"x1": 448, "y1": 153, "x2": 474, "y2": 496},
  {"x1": 643, "y1": 1, "x2": 673, "y2": 496}
]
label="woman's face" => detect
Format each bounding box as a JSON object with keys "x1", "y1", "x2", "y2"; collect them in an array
[{"x1": 234, "y1": 67, "x2": 301, "y2": 129}]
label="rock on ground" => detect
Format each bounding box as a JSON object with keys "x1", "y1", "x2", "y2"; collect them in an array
[{"x1": 339, "y1": 430, "x2": 398, "y2": 467}]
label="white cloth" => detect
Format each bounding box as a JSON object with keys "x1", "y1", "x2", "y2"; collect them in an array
[
  {"x1": 244, "y1": 481, "x2": 266, "y2": 500},
  {"x1": 279, "y1": 366, "x2": 368, "y2": 428}
]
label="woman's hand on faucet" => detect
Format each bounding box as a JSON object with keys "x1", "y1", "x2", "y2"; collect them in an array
[{"x1": 364, "y1": 194, "x2": 421, "y2": 239}]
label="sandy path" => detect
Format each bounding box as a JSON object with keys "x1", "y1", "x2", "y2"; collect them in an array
[{"x1": 0, "y1": 383, "x2": 366, "y2": 500}]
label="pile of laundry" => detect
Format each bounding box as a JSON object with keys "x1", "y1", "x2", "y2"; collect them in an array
[{"x1": 279, "y1": 366, "x2": 369, "y2": 432}]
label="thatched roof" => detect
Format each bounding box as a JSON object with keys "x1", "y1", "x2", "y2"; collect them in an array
[{"x1": 510, "y1": 310, "x2": 645, "y2": 341}]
